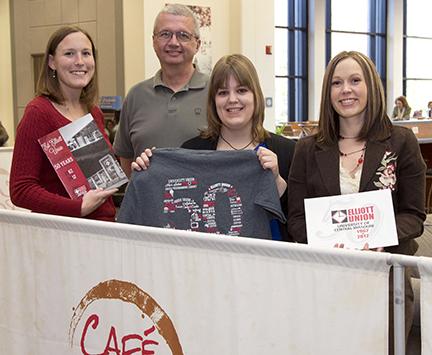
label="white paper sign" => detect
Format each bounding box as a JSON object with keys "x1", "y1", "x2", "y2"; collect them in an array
[{"x1": 304, "y1": 189, "x2": 398, "y2": 249}]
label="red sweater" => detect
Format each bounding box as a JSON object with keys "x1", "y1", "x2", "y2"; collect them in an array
[{"x1": 10, "y1": 96, "x2": 116, "y2": 221}]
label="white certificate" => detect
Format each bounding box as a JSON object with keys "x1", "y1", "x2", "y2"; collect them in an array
[{"x1": 304, "y1": 189, "x2": 398, "y2": 249}]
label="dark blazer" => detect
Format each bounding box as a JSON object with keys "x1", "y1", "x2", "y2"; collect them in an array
[
  {"x1": 287, "y1": 125, "x2": 426, "y2": 255},
  {"x1": 182, "y1": 132, "x2": 296, "y2": 242}
]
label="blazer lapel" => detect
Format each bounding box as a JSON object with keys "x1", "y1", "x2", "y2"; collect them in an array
[
  {"x1": 359, "y1": 140, "x2": 387, "y2": 191},
  {"x1": 315, "y1": 145, "x2": 341, "y2": 195}
]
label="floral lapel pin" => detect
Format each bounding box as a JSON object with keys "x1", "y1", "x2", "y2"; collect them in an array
[{"x1": 374, "y1": 151, "x2": 397, "y2": 190}]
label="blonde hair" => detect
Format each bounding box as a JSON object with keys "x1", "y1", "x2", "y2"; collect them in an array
[
  {"x1": 202, "y1": 54, "x2": 269, "y2": 142},
  {"x1": 317, "y1": 51, "x2": 392, "y2": 145}
]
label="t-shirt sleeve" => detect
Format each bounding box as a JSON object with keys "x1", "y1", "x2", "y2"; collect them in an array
[
  {"x1": 117, "y1": 171, "x2": 142, "y2": 224},
  {"x1": 254, "y1": 169, "x2": 287, "y2": 223}
]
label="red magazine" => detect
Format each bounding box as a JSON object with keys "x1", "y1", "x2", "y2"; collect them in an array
[{"x1": 38, "y1": 113, "x2": 128, "y2": 199}]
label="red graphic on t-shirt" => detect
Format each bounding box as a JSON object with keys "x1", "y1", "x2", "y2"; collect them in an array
[{"x1": 162, "y1": 177, "x2": 243, "y2": 235}]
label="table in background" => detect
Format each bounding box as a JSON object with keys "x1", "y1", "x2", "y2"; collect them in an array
[{"x1": 392, "y1": 119, "x2": 432, "y2": 212}]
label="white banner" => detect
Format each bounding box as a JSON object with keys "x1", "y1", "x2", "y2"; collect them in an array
[
  {"x1": 0, "y1": 210, "x2": 391, "y2": 354},
  {"x1": 418, "y1": 257, "x2": 432, "y2": 354},
  {"x1": 0, "y1": 147, "x2": 24, "y2": 211}
]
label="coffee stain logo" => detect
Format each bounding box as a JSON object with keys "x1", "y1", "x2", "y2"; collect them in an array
[{"x1": 69, "y1": 279, "x2": 183, "y2": 354}]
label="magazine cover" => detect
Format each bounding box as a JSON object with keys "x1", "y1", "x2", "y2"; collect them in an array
[{"x1": 38, "y1": 113, "x2": 128, "y2": 199}]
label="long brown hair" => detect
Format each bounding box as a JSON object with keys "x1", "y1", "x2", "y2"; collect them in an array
[
  {"x1": 395, "y1": 95, "x2": 410, "y2": 110},
  {"x1": 202, "y1": 54, "x2": 269, "y2": 141},
  {"x1": 36, "y1": 25, "x2": 99, "y2": 110},
  {"x1": 316, "y1": 51, "x2": 392, "y2": 145}
]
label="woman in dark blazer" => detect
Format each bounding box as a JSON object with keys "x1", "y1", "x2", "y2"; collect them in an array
[{"x1": 287, "y1": 51, "x2": 426, "y2": 351}]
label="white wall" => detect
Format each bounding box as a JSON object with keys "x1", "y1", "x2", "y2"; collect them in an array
[
  {"x1": 387, "y1": 0, "x2": 404, "y2": 114},
  {"x1": 239, "y1": 0, "x2": 276, "y2": 131},
  {"x1": 308, "y1": 0, "x2": 326, "y2": 121},
  {"x1": 0, "y1": 0, "x2": 14, "y2": 145}
]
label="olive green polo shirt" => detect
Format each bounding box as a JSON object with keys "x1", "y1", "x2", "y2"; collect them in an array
[{"x1": 114, "y1": 69, "x2": 209, "y2": 158}]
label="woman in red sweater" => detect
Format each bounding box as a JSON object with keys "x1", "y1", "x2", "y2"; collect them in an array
[{"x1": 10, "y1": 26, "x2": 116, "y2": 221}]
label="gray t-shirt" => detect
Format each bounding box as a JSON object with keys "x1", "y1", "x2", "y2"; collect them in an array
[
  {"x1": 118, "y1": 148, "x2": 286, "y2": 239},
  {"x1": 113, "y1": 69, "x2": 209, "y2": 158}
]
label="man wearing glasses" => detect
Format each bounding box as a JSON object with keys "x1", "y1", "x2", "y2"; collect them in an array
[{"x1": 114, "y1": 4, "x2": 209, "y2": 177}]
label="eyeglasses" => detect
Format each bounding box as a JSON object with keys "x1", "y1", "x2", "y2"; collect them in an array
[{"x1": 154, "y1": 30, "x2": 197, "y2": 42}]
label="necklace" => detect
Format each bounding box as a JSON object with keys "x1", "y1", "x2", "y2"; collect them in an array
[
  {"x1": 339, "y1": 134, "x2": 359, "y2": 140},
  {"x1": 219, "y1": 134, "x2": 254, "y2": 150},
  {"x1": 339, "y1": 145, "x2": 366, "y2": 157},
  {"x1": 339, "y1": 145, "x2": 367, "y2": 178}
]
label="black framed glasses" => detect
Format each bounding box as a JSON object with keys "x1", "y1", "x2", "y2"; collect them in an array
[{"x1": 154, "y1": 30, "x2": 197, "y2": 42}]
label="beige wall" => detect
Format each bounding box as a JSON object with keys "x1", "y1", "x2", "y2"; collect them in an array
[
  {"x1": 5, "y1": 0, "x2": 279, "y2": 140},
  {"x1": 10, "y1": 0, "x2": 124, "y2": 130},
  {"x1": 0, "y1": 0, "x2": 14, "y2": 145},
  {"x1": 239, "y1": 0, "x2": 275, "y2": 130},
  {"x1": 122, "y1": 0, "x2": 145, "y2": 92}
]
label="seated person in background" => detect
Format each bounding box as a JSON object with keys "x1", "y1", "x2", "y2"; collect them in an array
[
  {"x1": 0, "y1": 121, "x2": 9, "y2": 147},
  {"x1": 391, "y1": 95, "x2": 411, "y2": 120},
  {"x1": 105, "y1": 119, "x2": 118, "y2": 144},
  {"x1": 133, "y1": 54, "x2": 296, "y2": 242},
  {"x1": 428, "y1": 101, "x2": 432, "y2": 118},
  {"x1": 413, "y1": 109, "x2": 423, "y2": 118},
  {"x1": 9, "y1": 26, "x2": 116, "y2": 221},
  {"x1": 287, "y1": 50, "x2": 425, "y2": 352}
]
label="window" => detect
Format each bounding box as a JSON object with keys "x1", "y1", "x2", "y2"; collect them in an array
[
  {"x1": 326, "y1": 0, "x2": 386, "y2": 84},
  {"x1": 404, "y1": 0, "x2": 432, "y2": 113},
  {"x1": 274, "y1": 0, "x2": 308, "y2": 123}
]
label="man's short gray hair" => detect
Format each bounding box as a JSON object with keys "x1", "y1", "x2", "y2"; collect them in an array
[{"x1": 154, "y1": 3, "x2": 200, "y2": 38}]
